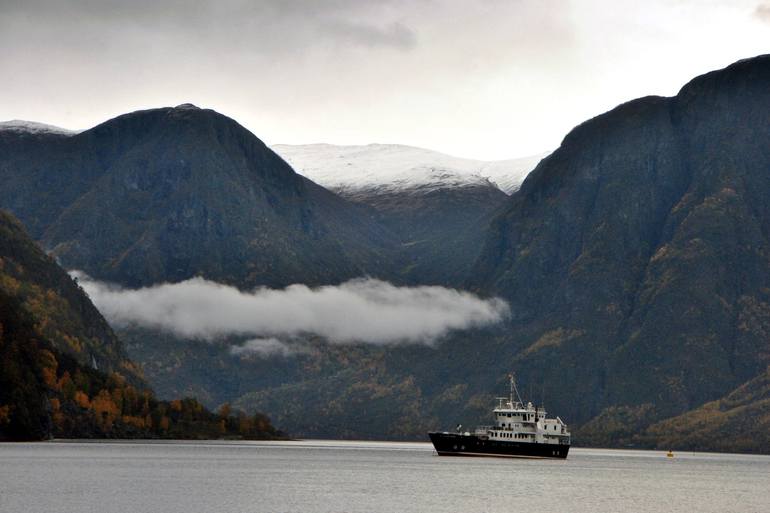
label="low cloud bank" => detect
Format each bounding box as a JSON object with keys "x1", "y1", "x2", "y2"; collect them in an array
[
  {"x1": 72, "y1": 273, "x2": 509, "y2": 346},
  {"x1": 229, "y1": 338, "x2": 295, "y2": 357}
]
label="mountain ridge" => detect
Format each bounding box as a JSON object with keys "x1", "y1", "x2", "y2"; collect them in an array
[
  {"x1": 1, "y1": 104, "x2": 399, "y2": 288},
  {"x1": 273, "y1": 142, "x2": 546, "y2": 196}
]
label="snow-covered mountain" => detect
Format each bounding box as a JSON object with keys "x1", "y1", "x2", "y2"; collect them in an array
[
  {"x1": 271, "y1": 143, "x2": 547, "y2": 196},
  {"x1": 271, "y1": 143, "x2": 548, "y2": 285},
  {"x1": 0, "y1": 120, "x2": 78, "y2": 136}
]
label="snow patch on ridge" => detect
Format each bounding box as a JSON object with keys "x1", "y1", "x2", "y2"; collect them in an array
[
  {"x1": 272, "y1": 143, "x2": 547, "y2": 195},
  {"x1": 0, "y1": 120, "x2": 79, "y2": 136}
]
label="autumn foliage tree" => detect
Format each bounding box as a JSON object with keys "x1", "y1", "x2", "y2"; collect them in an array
[{"x1": 0, "y1": 290, "x2": 285, "y2": 441}]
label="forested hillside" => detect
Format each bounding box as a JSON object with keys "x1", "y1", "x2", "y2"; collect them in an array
[
  {"x1": 0, "y1": 211, "x2": 142, "y2": 383},
  {"x1": 0, "y1": 211, "x2": 283, "y2": 441}
]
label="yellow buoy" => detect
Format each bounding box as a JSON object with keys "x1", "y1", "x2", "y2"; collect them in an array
[{"x1": 666, "y1": 450, "x2": 674, "y2": 458}]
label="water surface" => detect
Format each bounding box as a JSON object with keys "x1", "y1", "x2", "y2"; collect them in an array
[{"x1": 1, "y1": 440, "x2": 768, "y2": 513}]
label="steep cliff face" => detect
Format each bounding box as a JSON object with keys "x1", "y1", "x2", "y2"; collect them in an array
[
  {"x1": 471, "y1": 55, "x2": 770, "y2": 424},
  {"x1": 1, "y1": 105, "x2": 397, "y2": 288}
]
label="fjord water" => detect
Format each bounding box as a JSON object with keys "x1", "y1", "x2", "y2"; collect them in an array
[{"x1": 1, "y1": 441, "x2": 768, "y2": 513}]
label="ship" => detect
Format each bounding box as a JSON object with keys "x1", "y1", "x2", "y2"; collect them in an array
[{"x1": 428, "y1": 374, "x2": 571, "y2": 459}]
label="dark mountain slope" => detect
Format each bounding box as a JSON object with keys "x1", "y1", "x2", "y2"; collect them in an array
[
  {"x1": 470, "y1": 55, "x2": 770, "y2": 427},
  {"x1": 345, "y1": 183, "x2": 510, "y2": 285},
  {"x1": 0, "y1": 125, "x2": 83, "y2": 237},
  {"x1": 1, "y1": 105, "x2": 396, "y2": 288}
]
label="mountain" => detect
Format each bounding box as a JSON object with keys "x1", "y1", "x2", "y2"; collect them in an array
[
  {"x1": 273, "y1": 144, "x2": 546, "y2": 284},
  {"x1": 0, "y1": 209, "x2": 283, "y2": 441},
  {"x1": 5, "y1": 56, "x2": 770, "y2": 452},
  {"x1": 0, "y1": 105, "x2": 396, "y2": 288},
  {"x1": 468, "y1": 55, "x2": 770, "y2": 433}
]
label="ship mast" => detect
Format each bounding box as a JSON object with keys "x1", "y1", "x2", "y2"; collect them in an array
[{"x1": 509, "y1": 373, "x2": 523, "y2": 407}]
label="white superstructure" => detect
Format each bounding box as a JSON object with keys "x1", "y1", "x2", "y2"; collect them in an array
[{"x1": 475, "y1": 375, "x2": 570, "y2": 445}]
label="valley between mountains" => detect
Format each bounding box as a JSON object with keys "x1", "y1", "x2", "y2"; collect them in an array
[{"x1": 2, "y1": 55, "x2": 770, "y2": 452}]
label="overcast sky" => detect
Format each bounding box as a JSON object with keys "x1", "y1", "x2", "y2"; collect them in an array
[{"x1": 1, "y1": 0, "x2": 769, "y2": 159}]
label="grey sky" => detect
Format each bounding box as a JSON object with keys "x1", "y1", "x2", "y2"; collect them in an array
[{"x1": 1, "y1": 0, "x2": 769, "y2": 159}]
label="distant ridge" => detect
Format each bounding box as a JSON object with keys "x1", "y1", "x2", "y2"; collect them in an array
[
  {"x1": 272, "y1": 143, "x2": 547, "y2": 196},
  {"x1": 0, "y1": 119, "x2": 78, "y2": 136}
]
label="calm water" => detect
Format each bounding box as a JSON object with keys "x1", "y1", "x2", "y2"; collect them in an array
[{"x1": 1, "y1": 440, "x2": 769, "y2": 513}]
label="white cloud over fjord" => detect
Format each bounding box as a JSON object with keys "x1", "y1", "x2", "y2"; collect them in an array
[
  {"x1": 71, "y1": 272, "x2": 509, "y2": 349},
  {"x1": 229, "y1": 338, "x2": 296, "y2": 357}
]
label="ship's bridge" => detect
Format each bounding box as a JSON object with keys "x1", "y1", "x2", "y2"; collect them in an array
[{"x1": 494, "y1": 399, "x2": 543, "y2": 419}]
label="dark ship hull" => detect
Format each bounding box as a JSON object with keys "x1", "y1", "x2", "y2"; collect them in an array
[{"x1": 429, "y1": 432, "x2": 569, "y2": 459}]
